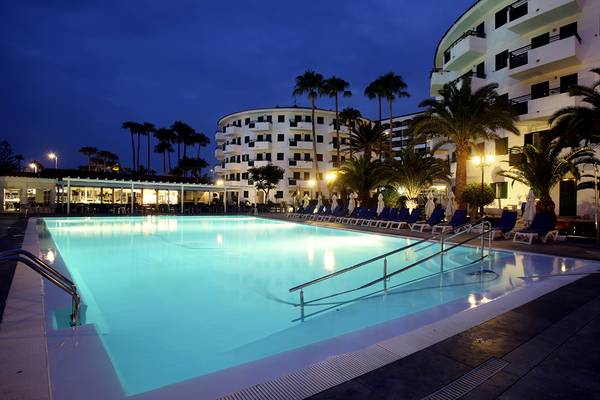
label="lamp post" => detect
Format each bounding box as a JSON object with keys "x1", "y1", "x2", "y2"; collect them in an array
[
  {"x1": 48, "y1": 152, "x2": 58, "y2": 169},
  {"x1": 29, "y1": 162, "x2": 37, "y2": 173},
  {"x1": 472, "y1": 154, "x2": 495, "y2": 216}
]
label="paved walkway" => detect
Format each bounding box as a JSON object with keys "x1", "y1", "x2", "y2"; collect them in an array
[
  {"x1": 0, "y1": 215, "x2": 27, "y2": 323},
  {"x1": 263, "y1": 214, "x2": 600, "y2": 399}
]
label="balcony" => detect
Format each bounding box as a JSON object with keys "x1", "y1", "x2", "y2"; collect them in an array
[
  {"x1": 248, "y1": 140, "x2": 272, "y2": 151},
  {"x1": 288, "y1": 179, "x2": 314, "y2": 189},
  {"x1": 328, "y1": 124, "x2": 350, "y2": 135},
  {"x1": 327, "y1": 142, "x2": 342, "y2": 152},
  {"x1": 215, "y1": 131, "x2": 225, "y2": 143},
  {"x1": 225, "y1": 125, "x2": 243, "y2": 136},
  {"x1": 214, "y1": 165, "x2": 225, "y2": 174},
  {"x1": 248, "y1": 121, "x2": 271, "y2": 131},
  {"x1": 223, "y1": 143, "x2": 241, "y2": 154},
  {"x1": 512, "y1": 89, "x2": 581, "y2": 122},
  {"x1": 224, "y1": 162, "x2": 242, "y2": 171},
  {"x1": 442, "y1": 30, "x2": 486, "y2": 71},
  {"x1": 289, "y1": 121, "x2": 313, "y2": 130},
  {"x1": 430, "y1": 69, "x2": 457, "y2": 96},
  {"x1": 247, "y1": 160, "x2": 269, "y2": 168},
  {"x1": 288, "y1": 159, "x2": 314, "y2": 169},
  {"x1": 288, "y1": 139, "x2": 313, "y2": 150},
  {"x1": 508, "y1": 34, "x2": 582, "y2": 80},
  {"x1": 214, "y1": 148, "x2": 224, "y2": 159},
  {"x1": 507, "y1": 0, "x2": 581, "y2": 35}
]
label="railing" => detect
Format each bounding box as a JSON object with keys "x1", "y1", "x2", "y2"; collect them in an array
[
  {"x1": 509, "y1": 32, "x2": 582, "y2": 69},
  {"x1": 289, "y1": 217, "x2": 493, "y2": 321},
  {"x1": 0, "y1": 249, "x2": 81, "y2": 326},
  {"x1": 443, "y1": 29, "x2": 486, "y2": 63}
]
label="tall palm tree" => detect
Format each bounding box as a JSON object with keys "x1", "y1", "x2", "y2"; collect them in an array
[
  {"x1": 142, "y1": 122, "x2": 156, "y2": 174},
  {"x1": 293, "y1": 70, "x2": 324, "y2": 193},
  {"x1": 346, "y1": 121, "x2": 388, "y2": 160},
  {"x1": 154, "y1": 128, "x2": 177, "y2": 174},
  {"x1": 549, "y1": 68, "x2": 600, "y2": 147},
  {"x1": 96, "y1": 150, "x2": 115, "y2": 171},
  {"x1": 336, "y1": 156, "x2": 387, "y2": 203},
  {"x1": 382, "y1": 146, "x2": 451, "y2": 200},
  {"x1": 498, "y1": 136, "x2": 596, "y2": 216},
  {"x1": 412, "y1": 78, "x2": 519, "y2": 206},
  {"x1": 379, "y1": 72, "x2": 410, "y2": 157},
  {"x1": 194, "y1": 132, "x2": 210, "y2": 158},
  {"x1": 339, "y1": 107, "x2": 362, "y2": 160},
  {"x1": 121, "y1": 121, "x2": 141, "y2": 171},
  {"x1": 365, "y1": 78, "x2": 385, "y2": 122},
  {"x1": 79, "y1": 146, "x2": 97, "y2": 171},
  {"x1": 154, "y1": 141, "x2": 173, "y2": 175},
  {"x1": 322, "y1": 76, "x2": 351, "y2": 163},
  {"x1": 171, "y1": 121, "x2": 195, "y2": 166}
]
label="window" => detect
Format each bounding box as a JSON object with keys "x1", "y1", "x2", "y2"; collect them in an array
[
  {"x1": 560, "y1": 73, "x2": 578, "y2": 93},
  {"x1": 316, "y1": 135, "x2": 323, "y2": 143},
  {"x1": 476, "y1": 62, "x2": 485, "y2": 79},
  {"x1": 332, "y1": 155, "x2": 338, "y2": 162},
  {"x1": 316, "y1": 154, "x2": 323, "y2": 161},
  {"x1": 257, "y1": 116, "x2": 264, "y2": 122},
  {"x1": 531, "y1": 81, "x2": 550, "y2": 100},
  {"x1": 495, "y1": 50, "x2": 508, "y2": 71},
  {"x1": 257, "y1": 153, "x2": 263, "y2": 161},
  {"x1": 293, "y1": 172, "x2": 300, "y2": 179},
  {"x1": 266, "y1": 134, "x2": 272, "y2": 142},
  {"x1": 236, "y1": 155, "x2": 241, "y2": 163},
  {"x1": 242, "y1": 173, "x2": 248, "y2": 179},
  {"x1": 244, "y1": 136, "x2": 250, "y2": 143},
  {"x1": 475, "y1": 22, "x2": 485, "y2": 38},
  {"x1": 509, "y1": 1, "x2": 528, "y2": 21},
  {"x1": 243, "y1": 191, "x2": 249, "y2": 198},
  {"x1": 277, "y1": 134, "x2": 284, "y2": 142},
  {"x1": 493, "y1": 182, "x2": 508, "y2": 199},
  {"x1": 495, "y1": 7, "x2": 508, "y2": 29},
  {"x1": 476, "y1": 142, "x2": 485, "y2": 155},
  {"x1": 242, "y1": 154, "x2": 249, "y2": 161},
  {"x1": 277, "y1": 115, "x2": 285, "y2": 123},
  {"x1": 294, "y1": 134, "x2": 301, "y2": 141},
  {"x1": 514, "y1": 101, "x2": 528, "y2": 115},
  {"x1": 294, "y1": 153, "x2": 301, "y2": 160},
  {"x1": 277, "y1": 152, "x2": 284, "y2": 160},
  {"x1": 316, "y1": 116, "x2": 324, "y2": 124},
  {"x1": 560, "y1": 22, "x2": 577, "y2": 40},
  {"x1": 304, "y1": 134, "x2": 311, "y2": 142},
  {"x1": 303, "y1": 153, "x2": 311, "y2": 161},
  {"x1": 257, "y1": 134, "x2": 263, "y2": 141},
  {"x1": 531, "y1": 33, "x2": 549, "y2": 49},
  {"x1": 444, "y1": 51, "x2": 451, "y2": 64},
  {"x1": 305, "y1": 115, "x2": 311, "y2": 122},
  {"x1": 266, "y1": 115, "x2": 272, "y2": 123},
  {"x1": 244, "y1": 118, "x2": 250, "y2": 125},
  {"x1": 294, "y1": 115, "x2": 302, "y2": 122},
  {"x1": 266, "y1": 153, "x2": 271, "y2": 161},
  {"x1": 275, "y1": 191, "x2": 283, "y2": 199},
  {"x1": 495, "y1": 137, "x2": 509, "y2": 156},
  {"x1": 303, "y1": 172, "x2": 310, "y2": 180}
]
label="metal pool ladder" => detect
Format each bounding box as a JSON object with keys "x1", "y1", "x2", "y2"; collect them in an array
[
  {"x1": 0, "y1": 249, "x2": 81, "y2": 326},
  {"x1": 289, "y1": 217, "x2": 493, "y2": 321}
]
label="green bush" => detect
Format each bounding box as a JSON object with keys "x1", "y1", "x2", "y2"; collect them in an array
[
  {"x1": 460, "y1": 183, "x2": 496, "y2": 208},
  {"x1": 381, "y1": 188, "x2": 400, "y2": 207}
]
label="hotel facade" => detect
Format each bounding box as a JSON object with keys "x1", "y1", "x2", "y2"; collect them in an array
[{"x1": 431, "y1": 0, "x2": 600, "y2": 218}]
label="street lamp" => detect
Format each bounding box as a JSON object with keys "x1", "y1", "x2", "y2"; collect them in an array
[
  {"x1": 472, "y1": 154, "x2": 495, "y2": 215},
  {"x1": 48, "y1": 152, "x2": 58, "y2": 169},
  {"x1": 29, "y1": 162, "x2": 37, "y2": 173}
]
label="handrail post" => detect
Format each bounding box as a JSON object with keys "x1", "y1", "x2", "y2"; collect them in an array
[
  {"x1": 440, "y1": 231, "x2": 445, "y2": 273},
  {"x1": 480, "y1": 217, "x2": 485, "y2": 258},
  {"x1": 383, "y1": 257, "x2": 388, "y2": 293},
  {"x1": 300, "y1": 289, "x2": 305, "y2": 322}
]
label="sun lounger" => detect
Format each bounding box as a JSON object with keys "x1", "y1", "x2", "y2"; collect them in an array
[
  {"x1": 375, "y1": 208, "x2": 398, "y2": 228},
  {"x1": 431, "y1": 210, "x2": 469, "y2": 234},
  {"x1": 339, "y1": 207, "x2": 362, "y2": 224},
  {"x1": 387, "y1": 208, "x2": 410, "y2": 229},
  {"x1": 410, "y1": 208, "x2": 445, "y2": 232},
  {"x1": 368, "y1": 207, "x2": 390, "y2": 227},
  {"x1": 513, "y1": 212, "x2": 558, "y2": 244}
]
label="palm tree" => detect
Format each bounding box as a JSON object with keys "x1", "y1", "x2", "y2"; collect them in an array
[
  {"x1": 121, "y1": 121, "x2": 141, "y2": 171},
  {"x1": 142, "y1": 122, "x2": 156, "y2": 173},
  {"x1": 346, "y1": 121, "x2": 388, "y2": 160},
  {"x1": 154, "y1": 141, "x2": 174, "y2": 175},
  {"x1": 379, "y1": 72, "x2": 410, "y2": 157},
  {"x1": 79, "y1": 146, "x2": 97, "y2": 171},
  {"x1": 412, "y1": 78, "x2": 519, "y2": 206},
  {"x1": 336, "y1": 156, "x2": 387, "y2": 203},
  {"x1": 365, "y1": 78, "x2": 385, "y2": 122},
  {"x1": 498, "y1": 136, "x2": 596, "y2": 216},
  {"x1": 171, "y1": 121, "x2": 195, "y2": 166},
  {"x1": 339, "y1": 107, "x2": 362, "y2": 160},
  {"x1": 322, "y1": 76, "x2": 351, "y2": 163},
  {"x1": 549, "y1": 68, "x2": 600, "y2": 147},
  {"x1": 382, "y1": 146, "x2": 451, "y2": 201},
  {"x1": 154, "y1": 128, "x2": 177, "y2": 174},
  {"x1": 293, "y1": 70, "x2": 324, "y2": 193}
]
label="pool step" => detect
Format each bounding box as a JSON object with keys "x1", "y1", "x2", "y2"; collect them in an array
[{"x1": 421, "y1": 357, "x2": 509, "y2": 400}]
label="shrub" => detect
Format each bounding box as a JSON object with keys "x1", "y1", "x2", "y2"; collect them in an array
[{"x1": 460, "y1": 183, "x2": 496, "y2": 208}]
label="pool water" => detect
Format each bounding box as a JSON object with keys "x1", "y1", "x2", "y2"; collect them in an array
[{"x1": 42, "y1": 216, "x2": 577, "y2": 396}]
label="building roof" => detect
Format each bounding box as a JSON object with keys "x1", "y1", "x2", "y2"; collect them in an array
[{"x1": 216, "y1": 105, "x2": 340, "y2": 125}]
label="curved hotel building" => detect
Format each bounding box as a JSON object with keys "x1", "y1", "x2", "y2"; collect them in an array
[
  {"x1": 431, "y1": 0, "x2": 600, "y2": 217},
  {"x1": 214, "y1": 107, "x2": 353, "y2": 203}
]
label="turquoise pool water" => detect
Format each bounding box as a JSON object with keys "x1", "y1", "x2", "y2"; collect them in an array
[{"x1": 42, "y1": 216, "x2": 574, "y2": 396}]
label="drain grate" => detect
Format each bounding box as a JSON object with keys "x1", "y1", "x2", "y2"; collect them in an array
[
  {"x1": 421, "y1": 357, "x2": 509, "y2": 400},
  {"x1": 218, "y1": 344, "x2": 399, "y2": 400}
]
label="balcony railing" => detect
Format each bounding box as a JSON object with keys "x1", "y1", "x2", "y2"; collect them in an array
[
  {"x1": 443, "y1": 29, "x2": 486, "y2": 64},
  {"x1": 509, "y1": 31, "x2": 581, "y2": 69}
]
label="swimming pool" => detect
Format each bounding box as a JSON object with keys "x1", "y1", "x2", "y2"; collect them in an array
[{"x1": 38, "y1": 216, "x2": 592, "y2": 398}]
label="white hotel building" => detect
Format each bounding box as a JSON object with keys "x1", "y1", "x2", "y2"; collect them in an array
[
  {"x1": 214, "y1": 107, "x2": 354, "y2": 204},
  {"x1": 431, "y1": 0, "x2": 600, "y2": 218}
]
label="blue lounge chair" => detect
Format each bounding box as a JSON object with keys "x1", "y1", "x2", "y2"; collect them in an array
[
  {"x1": 492, "y1": 210, "x2": 518, "y2": 238},
  {"x1": 340, "y1": 206, "x2": 362, "y2": 224},
  {"x1": 396, "y1": 208, "x2": 422, "y2": 229},
  {"x1": 298, "y1": 205, "x2": 315, "y2": 219},
  {"x1": 315, "y1": 206, "x2": 333, "y2": 221},
  {"x1": 513, "y1": 212, "x2": 558, "y2": 244},
  {"x1": 387, "y1": 208, "x2": 410, "y2": 229},
  {"x1": 376, "y1": 208, "x2": 398, "y2": 228},
  {"x1": 357, "y1": 208, "x2": 378, "y2": 226},
  {"x1": 368, "y1": 207, "x2": 390, "y2": 227},
  {"x1": 432, "y1": 209, "x2": 469, "y2": 234},
  {"x1": 325, "y1": 205, "x2": 346, "y2": 222},
  {"x1": 410, "y1": 208, "x2": 445, "y2": 232},
  {"x1": 350, "y1": 207, "x2": 372, "y2": 225}
]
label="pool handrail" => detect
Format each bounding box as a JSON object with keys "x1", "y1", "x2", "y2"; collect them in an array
[
  {"x1": 289, "y1": 216, "x2": 489, "y2": 294},
  {"x1": 0, "y1": 249, "x2": 81, "y2": 326}
]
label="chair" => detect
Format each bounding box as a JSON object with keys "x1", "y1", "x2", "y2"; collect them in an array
[
  {"x1": 299, "y1": 205, "x2": 315, "y2": 219},
  {"x1": 340, "y1": 207, "x2": 362, "y2": 224},
  {"x1": 324, "y1": 206, "x2": 346, "y2": 222},
  {"x1": 388, "y1": 208, "x2": 410, "y2": 229},
  {"x1": 410, "y1": 208, "x2": 445, "y2": 232},
  {"x1": 315, "y1": 206, "x2": 333, "y2": 221},
  {"x1": 513, "y1": 212, "x2": 558, "y2": 244},
  {"x1": 349, "y1": 207, "x2": 371, "y2": 225},
  {"x1": 376, "y1": 208, "x2": 398, "y2": 228},
  {"x1": 489, "y1": 210, "x2": 518, "y2": 239},
  {"x1": 357, "y1": 208, "x2": 378, "y2": 226},
  {"x1": 431, "y1": 210, "x2": 469, "y2": 234},
  {"x1": 368, "y1": 207, "x2": 390, "y2": 227}
]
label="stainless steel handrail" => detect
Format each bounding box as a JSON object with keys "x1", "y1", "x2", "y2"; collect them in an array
[
  {"x1": 0, "y1": 249, "x2": 81, "y2": 326},
  {"x1": 289, "y1": 216, "x2": 488, "y2": 293}
]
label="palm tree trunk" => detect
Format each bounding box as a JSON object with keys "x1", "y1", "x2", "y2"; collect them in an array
[
  {"x1": 537, "y1": 193, "x2": 556, "y2": 216},
  {"x1": 162, "y1": 151, "x2": 167, "y2": 175},
  {"x1": 87, "y1": 156, "x2": 91, "y2": 171},
  {"x1": 168, "y1": 152, "x2": 172, "y2": 174},
  {"x1": 136, "y1": 132, "x2": 141, "y2": 172},
  {"x1": 335, "y1": 94, "x2": 340, "y2": 165},
  {"x1": 147, "y1": 134, "x2": 151, "y2": 174},
  {"x1": 131, "y1": 133, "x2": 136, "y2": 172},
  {"x1": 311, "y1": 97, "x2": 321, "y2": 194},
  {"x1": 388, "y1": 96, "x2": 393, "y2": 160},
  {"x1": 455, "y1": 144, "x2": 469, "y2": 208},
  {"x1": 377, "y1": 96, "x2": 382, "y2": 121}
]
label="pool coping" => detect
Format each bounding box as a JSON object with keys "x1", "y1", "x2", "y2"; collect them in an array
[{"x1": 10, "y1": 216, "x2": 600, "y2": 400}]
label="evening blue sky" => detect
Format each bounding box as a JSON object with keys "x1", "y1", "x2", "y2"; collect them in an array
[{"x1": 0, "y1": 0, "x2": 474, "y2": 170}]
